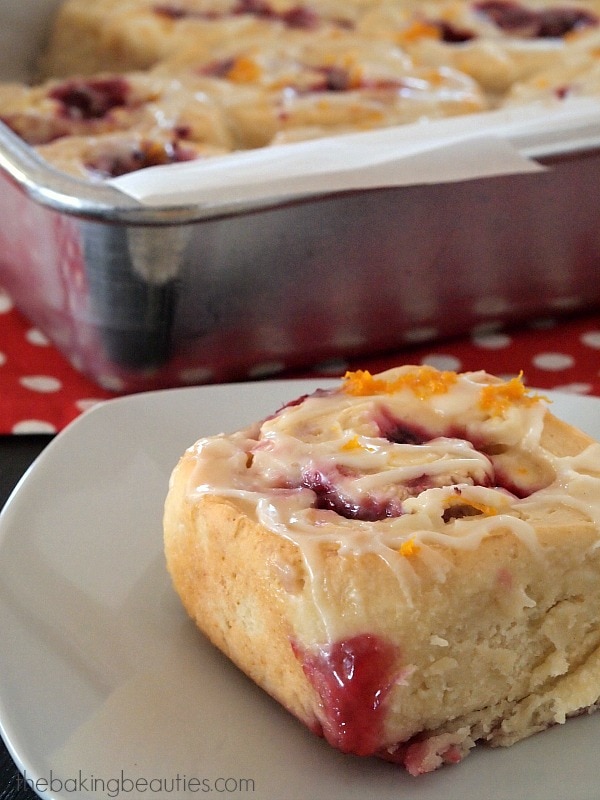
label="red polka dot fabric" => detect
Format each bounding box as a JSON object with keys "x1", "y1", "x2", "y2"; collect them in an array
[
  {"x1": 0, "y1": 289, "x2": 115, "y2": 434},
  {"x1": 301, "y1": 314, "x2": 600, "y2": 395},
  {"x1": 1, "y1": 285, "x2": 599, "y2": 434}
]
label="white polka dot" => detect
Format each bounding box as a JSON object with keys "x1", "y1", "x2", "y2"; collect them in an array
[
  {"x1": 549, "y1": 295, "x2": 583, "y2": 310},
  {"x1": 472, "y1": 332, "x2": 512, "y2": 350},
  {"x1": 177, "y1": 367, "x2": 214, "y2": 385},
  {"x1": 532, "y1": 352, "x2": 574, "y2": 371},
  {"x1": 20, "y1": 375, "x2": 62, "y2": 393},
  {"x1": 421, "y1": 354, "x2": 462, "y2": 372},
  {"x1": 12, "y1": 420, "x2": 57, "y2": 434},
  {"x1": 0, "y1": 351, "x2": 6, "y2": 367},
  {"x1": 331, "y1": 332, "x2": 368, "y2": 350},
  {"x1": 25, "y1": 328, "x2": 50, "y2": 347},
  {"x1": 402, "y1": 326, "x2": 439, "y2": 344},
  {"x1": 552, "y1": 383, "x2": 593, "y2": 394},
  {"x1": 528, "y1": 317, "x2": 557, "y2": 331},
  {"x1": 97, "y1": 373, "x2": 126, "y2": 392},
  {"x1": 310, "y1": 358, "x2": 349, "y2": 376},
  {"x1": 247, "y1": 361, "x2": 286, "y2": 379},
  {"x1": 472, "y1": 296, "x2": 510, "y2": 316},
  {"x1": 581, "y1": 330, "x2": 600, "y2": 350},
  {"x1": 74, "y1": 398, "x2": 105, "y2": 413},
  {"x1": 68, "y1": 354, "x2": 88, "y2": 374},
  {"x1": 470, "y1": 321, "x2": 503, "y2": 337},
  {"x1": 255, "y1": 326, "x2": 294, "y2": 353},
  {"x1": 0, "y1": 290, "x2": 13, "y2": 314}
]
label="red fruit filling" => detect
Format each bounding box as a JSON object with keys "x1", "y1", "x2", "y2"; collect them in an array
[
  {"x1": 49, "y1": 78, "x2": 131, "y2": 120},
  {"x1": 375, "y1": 408, "x2": 429, "y2": 445},
  {"x1": 154, "y1": 1, "x2": 330, "y2": 29},
  {"x1": 313, "y1": 65, "x2": 353, "y2": 92},
  {"x1": 200, "y1": 58, "x2": 239, "y2": 79},
  {"x1": 262, "y1": 393, "x2": 551, "y2": 520},
  {"x1": 302, "y1": 467, "x2": 406, "y2": 520},
  {"x1": 295, "y1": 415, "x2": 549, "y2": 519},
  {"x1": 265, "y1": 388, "x2": 337, "y2": 420},
  {"x1": 434, "y1": 20, "x2": 476, "y2": 42},
  {"x1": 200, "y1": 59, "x2": 411, "y2": 92},
  {"x1": 382, "y1": 734, "x2": 467, "y2": 775},
  {"x1": 294, "y1": 633, "x2": 400, "y2": 756},
  {"x1": 474, "y1": 0, "x2": 598, "y2": 37},
  {"x1": 85, "y1": 139, "x2": 197, "y2": 178},
  {"x1": 302, "y1": 71, "x2": 413, "y2": 94}
]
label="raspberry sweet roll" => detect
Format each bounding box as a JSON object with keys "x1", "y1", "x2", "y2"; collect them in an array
[
  {"x1": 40, "y1": 0, "x2": 368, "y2": 78},
  {"x1": 164, "y1": 365, "x2": 600, "y2": 775},
  {"x1": 359, "y1": 0, "x2": 600, "y2": 95},
  {"x1": 35, "y1": 131, "x2": 229, "y2": 179},
  {"x1": 0, "y1": 71, "x2": 233, "y2": 178},
  {"x1": 155, "y1": 30, "x2": 487, "y2": 147},
  {"x1": 0, "y1": 72, "x2": 232, "y2": 149},
  {"x1": 501, "y1": 46, "x2": 600, "y2": 103}
]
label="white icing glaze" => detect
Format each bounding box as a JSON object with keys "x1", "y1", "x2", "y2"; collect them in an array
[{"x1": 184, "y1": 367, "x2": 600, "y2": 635}]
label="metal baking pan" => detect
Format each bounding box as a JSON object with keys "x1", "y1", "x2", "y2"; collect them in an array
[{"x1": 2, "y1": 4, "x2": 600, "y2": 392}]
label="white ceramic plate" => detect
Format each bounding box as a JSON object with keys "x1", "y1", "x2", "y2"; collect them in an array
[{"x1": 0, "y1": 381, "x2": 599, "y2": 800}]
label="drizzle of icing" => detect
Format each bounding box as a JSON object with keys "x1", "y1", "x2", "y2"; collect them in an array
[{"x1": 186, "y1": 366, "x2": 600, "y2": 640}]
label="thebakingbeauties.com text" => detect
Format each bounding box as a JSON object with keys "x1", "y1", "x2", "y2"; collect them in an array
[{"x1": 18, "y1": 770, "x2": 256, "y2": 797}]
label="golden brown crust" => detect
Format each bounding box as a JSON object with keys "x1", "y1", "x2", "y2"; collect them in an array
[
  {"x1": 540, "y1": 406, "x2": 595, "y2": 455},
  {"x1": 164, "y1": 466, "x2": 321, "y2": 728}
]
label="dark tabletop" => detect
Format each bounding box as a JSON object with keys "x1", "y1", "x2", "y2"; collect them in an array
[{"x1": 0, "y1": 435, "x2": 54, "y2": 800}]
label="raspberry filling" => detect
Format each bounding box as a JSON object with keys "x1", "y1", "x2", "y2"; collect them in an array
[
  {"x1": 154, "y1": 1, "x2": 329, "y2": 30},
  {"x1": 307, "y1": 68, "x2": 413, "y2": 94},
  {"x1": 423, "y1": 0, "x2": 597, "y2": 43},
  {"x1": 474, "y1": 0, "x2": 598, "y2": 37},
  {"x1": 381, "y1": 732, "x2": 467, "y2": 775},
  {"x1": 276, "y1": 407, "x2": 550, "y2": 520},
  {"x1": 312, "y1": 65, "x2": 354, "y2": 92},
  {"x1": 293, "y1": 634, "x2": 399, "y2": 756},
  {"x1": 49, "y1": 78, "x2": 131, "y2": 120},
  {"x1": 302, "y1": 466, "x2": 406, "y2": 521},
  {"x1": 435, "y1": 20, "x2": 476, "y2": 42},
  {"x1": 85, "y1": 139, "x2": 197, "y2": 178},
  {"x1": 200, "y1": 60, "x2": 408, "y2": 93},
  {"x1": 260, "y1": 384, "x2": 553, "y2": 522},
  {"x1": 375, "y1": 409, "x2": 429, "y2": 446}
]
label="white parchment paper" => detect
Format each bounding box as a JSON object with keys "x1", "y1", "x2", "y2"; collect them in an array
[{"x1": 109, "y1": 98, "x2": 600, "y2": 208}]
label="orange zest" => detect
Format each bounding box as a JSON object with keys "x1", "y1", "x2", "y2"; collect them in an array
[
  {"x1": 226, "y1": 56, "x2": 262, "y2": 83},
  {"x1": 396, "y1": 19, "x2": 441, "y2": 43},
  {"x1": 341, "y1": 436, "x2": 363, "y2": 451},
  {"x1": 399, "y1": 538, "x2": 420, "y2": 557},
  {"x1": 478, "y1": 372, "x2": 547, "y2": 417},
  {"x1": 342, "y1": 366, "x2": 457, "y2": 399}
]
